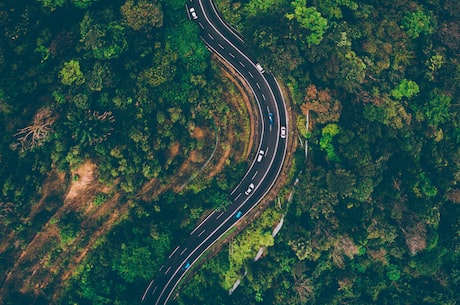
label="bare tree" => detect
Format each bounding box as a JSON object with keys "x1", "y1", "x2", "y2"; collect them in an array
[
  {"x1": 0, "y1": 201, "x2": 13, "y2": 226},
  {"x1": 301, "y1": 84, "x2": 342, "y2": 124},
  {"x1": 293, "y1": 275, "x2": 315, "y2": 304},
  {"x1": 13, "y1": 107, "x2": 56, "y2": 151}
]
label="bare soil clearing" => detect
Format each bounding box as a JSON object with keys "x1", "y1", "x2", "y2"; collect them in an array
[
  {"x1": 66, "y1": 161, "x2": 96, "y2": 201},
  {"x1": 0, "y1": 56, "x2": 263, "y2": 303}
]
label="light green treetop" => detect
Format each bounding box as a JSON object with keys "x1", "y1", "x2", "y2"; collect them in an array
[
  {"x1": 401, "y1": 9, "x2": 434, "y2": 39},
  {"x1": 391, "y1": 79, "x2": 420, "y2": 100},
  {"x1": 59, "y1": 59, "x2": 85, "y2": 86},
  {"x1": 286, "y1": 0, "x2": 328, "y2": 45}
]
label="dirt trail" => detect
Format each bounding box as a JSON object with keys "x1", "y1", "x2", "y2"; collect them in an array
[
  {"x1": 0, "y1": 160, "x2": 121, "y2": 301},
  {"x1": 0, "y1": 53, "x2": 259, "y2": 303}
]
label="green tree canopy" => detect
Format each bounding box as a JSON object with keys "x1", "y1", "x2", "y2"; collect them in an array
[
  {"x1": 121, "y1": 0, "x2": 163, "y2": 31},
  {"x1": 286, "y1": 0, "x2": 328, "y2": 45},
  {"x1": 423, "y1": 89, "x2": 452, "y2": 126},
  {"x1": 59, "y1": 59, "x2": 85, "y2": 86},
  {"x1": 391, "y1": 79, "x2": 420, "y2": 100},
  {"x1": 401, "y1": 9, "x2": 434, "y2": 39},
  {"x1": 320, "y1": 123, "x2": 341, "y2": 161},
  {"x1": 244, "y1": 0, "x2": 278, "y2": 16},
  {"x1": 80, "y1": 13, "x2": 128, "y2": 60},
  {"x1": 71, "y1": 0, "x2": 100, "y2": 9},
  {"x1": 36, "y1": 0, "x2": 65, "y2": 11}
]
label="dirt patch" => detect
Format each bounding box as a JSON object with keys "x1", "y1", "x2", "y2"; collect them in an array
[
  {"x1": 177, "y1": 77, "x2": 298, "y2": 288},
  {"x1": 204, "y1": 72, "x2": 253, "y2": 179},
  {"x1": 190, "y1": 150, "x2": 204, "y2": 163},
  {"x1": 141, "y1": 56, "x2": 255, "y2": 196},
  {"x1": 193, "y1": 126, "x2": 205, "y2": 139},
  {"x1": 0, "y1": 170, "x2": 65, "y2": 255},
  {"x1": 208, "y1": 145, "x2": 231, "y2": 178},
  {"x1": 32, "y1": 170, "x2": 66, "y2": 215},
  {"x1": 0, "y1": 160, "x2": 122, "y2": 302},
  {"x1": 66, "y1": 160, "x2": 96, "y2": 201},
  {"x1": 169, "y1": 142, "x2": 180, "y2": 160},
  {"x1": 216, "y1": 55, "x2": 257, "y2": 161},
  {"x1": 0, "y1": 44, "x2": 265, "y2": 304}
]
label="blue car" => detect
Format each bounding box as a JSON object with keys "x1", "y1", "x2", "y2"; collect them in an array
[
  {"x1": 182, "y1": 261, "x2": 191, "y2": 270},
  {"x1": 268, "y1": 113, "x2": 274, "y2": 125},
  {"x1": 235, "y1": 211, "x2": 243, "y2": 219}
]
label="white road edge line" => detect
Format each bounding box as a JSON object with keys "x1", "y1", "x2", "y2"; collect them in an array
[
  {"x1": 155, "y1": 0, "x2": 288, "y2": 302},
  {"x1": 207, "y1": 0, "x2": 245, "y2": 44},
  {"x1": 202, "y1": 45, "x2": 269, "y2": 196},
  {"x1": 141, "y1": 280, "x2": 154, "y2": 302},
  {"x1": 196, "y1": 20, "x2": 271, "y2": 197}
]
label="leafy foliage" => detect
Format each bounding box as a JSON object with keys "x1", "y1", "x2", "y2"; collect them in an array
[
  {"x1": 0, "y1": 0, "x2": 459, "y2": 305},
  {"x1": 176, "y1": 0, "x2": 460, "y2": 304},
  {"x1": 59, "y1": 59, "x2": 85, "y2": 86},
  {"x1": 121, "y1": 0, "x2": 163, "y2": 31},
  {"x1": 286, "y1": 0, "x2": 328, "y2": 45},
  {"x1": 391, "y1": 79, "x2": 420, "y2": 100},
  {"x1": 401, "y1": 9, "x2": 434, "y2": 39}
]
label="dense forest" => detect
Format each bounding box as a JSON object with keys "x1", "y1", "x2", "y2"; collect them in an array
[{"x1": 0, "y1": 0, "x2": 459, "y2": 305}]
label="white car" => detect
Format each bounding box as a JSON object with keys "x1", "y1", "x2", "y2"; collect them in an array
[
  {"x1": 257, "y1": 150, "x2": 265, "y2": 162},
  {"x1": 189, "y1": 7, "x2": 198, "y2": 19},
  {"x1": 256, "y1": 63, "x2": 265, "y2": 73},
  {"x1": 280, "y1": 126, "x2": 286, "y2": 138},
  {"x1": 244, "y1": 183, "x2": 255, "y2": 195}
]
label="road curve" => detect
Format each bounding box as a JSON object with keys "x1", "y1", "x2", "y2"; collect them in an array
[{"x1": 141, "y1": 1, "x2": 289, "y2": 304}]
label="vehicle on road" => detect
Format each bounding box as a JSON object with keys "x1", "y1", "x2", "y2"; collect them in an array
[
  {"x1": 189, "y1": 7, "x2": 198, "y2": 19},
  {"x1": 257, "y1": 150, "x2": 265, "y2": 162},
  {"x1": 280, "y1": 126, "x2": 286, "y2": 138},
  {"x1": 141, "y1": 1, "x2": 289, "y2": 303},
  {"x1": 268, "y1": 113, "x2": 274, "y2": 125},
  {"x1": 256, "y1": 63, "x2": 265, "y2": 73},
  {"x1": 244, "y1": 183, "x2": 255, "y2": 195},
  {"x1": 182, "y1": 261, "x2": 191, "y2": 270}
]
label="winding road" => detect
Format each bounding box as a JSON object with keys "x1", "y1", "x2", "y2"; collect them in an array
[{"x1": 141, "y1": 0, "x2": 289, "y2": 304}]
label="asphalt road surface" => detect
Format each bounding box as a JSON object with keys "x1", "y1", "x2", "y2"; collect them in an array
[{"x1": 141, "y1": 1, "x2": 289, "y2": 304}]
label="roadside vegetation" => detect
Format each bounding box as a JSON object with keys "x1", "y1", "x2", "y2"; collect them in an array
[
  {"x1": 176, "y1": 0, "x2": 460, "y2": 305},
  {"x1": 0, "y1": 0, "x2": 459, "y2": 305},
  {"x1": 0, "y1": 1, "x2": 250, "y2": 304}
]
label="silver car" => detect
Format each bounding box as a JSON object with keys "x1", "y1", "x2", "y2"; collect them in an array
[
  {"x1": 244, "y1": 183, "x2": 255, "y2": 195},
  {"x1": 280, "y1": 126, "x2": 286, "y2": 138},
  {"x1": 257, "y1": 150, "x2": 265, "y2": 162},
  {"x1": 189, "y1": 7, "x2": 198, "y2": 19}
]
